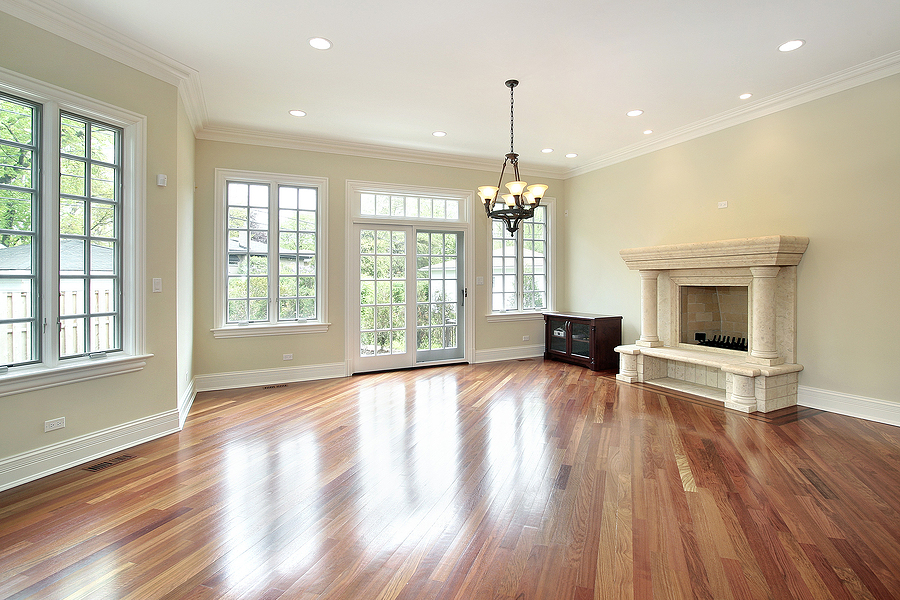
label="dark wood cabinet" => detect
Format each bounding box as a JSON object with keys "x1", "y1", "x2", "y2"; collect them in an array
[{"x1": 543, "y1": 312, "x2": 622, "y2": 371}]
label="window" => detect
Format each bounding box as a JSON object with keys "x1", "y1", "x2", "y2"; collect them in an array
[
  {"x1": 359, "y1": 192, "x2": 461, "y2": 221},
  {"x1": 490, "y1": 203, "x2": 551, "y2": 314},
  {"x1": 0, "y1": 72, "x2": 146, "y2": 393},
  {"x1": 58, "y1": 113, "x2": 122, "y2": 357},
  {"x1": 213, "y1": 170, "x2": 328, "y2": 337}
]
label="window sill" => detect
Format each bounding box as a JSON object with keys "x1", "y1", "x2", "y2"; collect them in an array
[
  {"x1": 0, "y1": 353, "x2": 153, "y2": 398},
  {"x1": 486, "y1": 311, "x2": 545, "y2": 323},
  {"x1": 211, "y1": 321, "x2": 331, "y2": 339}
]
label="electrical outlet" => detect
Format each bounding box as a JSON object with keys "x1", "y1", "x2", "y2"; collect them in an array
[
  {"x1": 523, "y1": 335, "x2": 530, "y2": 341},
  {"x1": 717, "y1": 201, "x2": 728, "y2": 209},
  {"x1": 44, "y1": 417, "x2": 65, "y2": 432},
  {"x1": 283, "y1": 353, "x2": 293, "y2": 361}
]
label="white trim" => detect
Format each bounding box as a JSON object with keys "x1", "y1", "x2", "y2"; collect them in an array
[
  {"x1": 799, "y1": 386, "x2": 900, "y2": 428},
  {"x1": 485, "y1": 312, "x2": 545, "y2": 323},
  {"x1": 5, "y1": 0, "x2": 899, "y2": 177},
  {"x1": 178, "y1": 378, "x2": 195, "y2": 428},
  {"x1": 0, "y1": 407, "x2": 179, "y2": 492},
  {"x1": 345, "y1": 181, "x2": 476, "y2": 375},
  {"x1": 201, "y1": 126, "x2": 566, "y2": 179},
  {"x1": 347, "y1": 180, "x2": 471, "y2": 222},
  {"x1": 568, "y1": 51, "x2": 900, "y2": 177},
  {"x1": 211, "y1": 322, "x2": 331, "y2": 338},
  {"x1": 475, "y1": 344, "x2": 544, "y2": 364},
  {"x1": 0, "y1": 0, "x2": 209, "y2": 132},
  {"x1": 194, "y1": 362, "x2": 347, "y2": 392},
  {"x1": 487, "y1": 198, "x2": 556, "y2": 315},
  {"x1": 0, "y1": 68, "x2": 147, "y2": 393},
  {"x1": 0, "y1": 354, "x2": 152, "y2": 397},
  {"x1": 213, "y1": 169, "x2": 329, "y2": 334}
]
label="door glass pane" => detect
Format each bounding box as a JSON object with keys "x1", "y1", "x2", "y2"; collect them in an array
[
  {"x1": 549, "y1": 317, "x2": 567, "y2": 353},
  {"x1": 571, "y1": 322, "x2": 590, "y2": 358},
  {"x1": 359, "y1": 228, "x2": 406, "y2": 357},
  {"x1": 417, "y1": 231, "x2": 459, "y2": 352}
]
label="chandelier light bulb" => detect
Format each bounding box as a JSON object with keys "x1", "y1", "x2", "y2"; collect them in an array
[
  {"x1": 526, "y1": 184, "x2": 548, "y2": 200},
  {"x1": 478, "y1": 186, "x2": 499, "y2": 203},
  {"x1": 502, "y1": 194, "x2": 517, "y2": 207},
  {"x1": 505, "y1": 181, "x2": 527, "y2": 196}
]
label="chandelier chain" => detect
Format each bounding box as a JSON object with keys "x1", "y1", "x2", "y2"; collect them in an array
[{"x1": 509, "y1": 83, "x2": 515, "y2": 155}]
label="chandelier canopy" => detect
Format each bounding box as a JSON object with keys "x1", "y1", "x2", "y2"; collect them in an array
[{"x1": 478, "y1": 80, "x2": 548, "y2": 236}]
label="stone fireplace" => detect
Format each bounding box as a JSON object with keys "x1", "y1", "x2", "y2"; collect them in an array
[{"x1": 615, "y1": 235, "x2": 809, "y2": 413}]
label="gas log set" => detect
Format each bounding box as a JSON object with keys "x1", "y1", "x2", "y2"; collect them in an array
[{"x1": 694, "y1": 332, "x2": 748, "y2": 351}]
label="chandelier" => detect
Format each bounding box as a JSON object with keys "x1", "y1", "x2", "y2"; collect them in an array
[{"x1": 478, "y1": 79, "x2": 548, "y2": 236}]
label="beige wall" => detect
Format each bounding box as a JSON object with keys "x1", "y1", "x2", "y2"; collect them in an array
[
  {"x1": 562, "y1": 74, "x2": 900, "y2": 403},
  {"x1": 193, "y1": 139, "x2": 564, "y2": 377},
  {"x1": 0, "y1": 12, "x2": 182, "y2": 459},
  {"x1": 176, "y1": 96, "x2": 195, "y2": 405}
]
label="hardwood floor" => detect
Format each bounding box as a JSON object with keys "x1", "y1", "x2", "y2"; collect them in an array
[{"x1": 2, "y1": 359, "x2": 900, "y2": 599}]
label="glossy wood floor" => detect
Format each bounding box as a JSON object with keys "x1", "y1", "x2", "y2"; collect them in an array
[{"x1": 2, "y1": 360, "x2": 900, "y2": 600}]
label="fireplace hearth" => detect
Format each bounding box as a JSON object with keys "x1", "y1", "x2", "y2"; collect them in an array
[{"x1": 615, "y1": 236, "x2": 809, "y2": 413}]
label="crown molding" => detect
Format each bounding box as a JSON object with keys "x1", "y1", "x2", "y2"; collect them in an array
[
  {"x1": 566, "y1": 50, "x2": 900, "y2": 178},
  {"x1": 196, "y1": 125, "x2": 568, "y2": 179},
  {"x1": 0, "y1": 0, "x2": 208, "y2": 131},
  {"x1": 5, "y1": 0, "x2": 896, "y2": 180}
]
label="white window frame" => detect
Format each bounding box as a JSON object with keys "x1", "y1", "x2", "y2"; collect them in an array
[
  {"x1": 212, "y1": 169, "x2": 329, "y2": 338},
  {"x1": 345, "y1": 180, "x2": 475, "y2": 368},
  {"x1": 348, "y1": 180, "x2": 469, "y2": 223},
  {"x1": 0, "y1": 67, "x2": 149, "y2": 397},
  {"x1": 486, "y1": 197, "x2": 555, "y2": 323}
]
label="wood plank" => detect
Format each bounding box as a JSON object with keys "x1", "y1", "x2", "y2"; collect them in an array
[{"x1": 1, "y1": 360, "x2": 899, "y2": 599}]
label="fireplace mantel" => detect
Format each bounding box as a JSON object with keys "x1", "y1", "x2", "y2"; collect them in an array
[
  {"x1": 615, "y1": 235, "x2": 809, "y2": 413},
  {"x1": 620, "y1": 235, "x2": 809, "y2": 271}
]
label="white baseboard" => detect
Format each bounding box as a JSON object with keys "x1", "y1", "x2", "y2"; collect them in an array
[
  {"x1": 799, "y1": 385, "x2": 900, "y2": 427},
  {"x1": 178, "y1": 378, "x2": 196, "y2": 428},
  {"x1": 193, "y1": 362, "x2": 347, "y2": 393},
  {"x1": 474, "y1": 344, "x2": 544, "y2": 364},
  {"x1": 0, "y1": 409, "x2": 180, "y2": 493}
]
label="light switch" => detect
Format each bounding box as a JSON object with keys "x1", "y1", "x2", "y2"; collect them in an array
[
  {"x1": 157, "y1": 174, "x2": 167, "y2": 187},
  {"x1": 152, "y1": 278, "x2": 162, "y2": 293},
  {"x1": 476, "y1": 276, "x2": 484, "y2": 285}
]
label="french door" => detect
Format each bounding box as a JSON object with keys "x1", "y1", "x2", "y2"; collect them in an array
[{"x1": 352, "y1": 224, "x2": 465, "y2": 373}]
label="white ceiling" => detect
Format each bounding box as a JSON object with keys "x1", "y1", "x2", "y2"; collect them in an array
[{"x1": 7, "y1": 0, "x2": 900, "y2": 176}]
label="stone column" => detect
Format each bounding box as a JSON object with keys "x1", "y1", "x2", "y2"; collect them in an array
[
  {"x1": 636, "y1": 270, "x2": 662, "y2": 347},
  {"x1": 726, "y1": 374, "x2": 757, "y2": 412},
  {"x1": 616, "y1": 350, "x2": 639, "y2": 383},
  {"x1": 749, "y1": 266, "x2": 783, "y2": 365}
]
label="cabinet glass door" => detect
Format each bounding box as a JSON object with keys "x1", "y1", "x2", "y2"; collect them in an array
[
  {"x1": 549, "y1": 317, "x2": 568, "y2": 353},
  {"x1": 571, "y1": 321, "x2": 591, "y2": 358}
]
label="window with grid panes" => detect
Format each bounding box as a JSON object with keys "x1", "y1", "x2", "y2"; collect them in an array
[
  {"x1": 215, "y1": 170, "x2": 328, "y2": 335},
  {"x1": 490, "y1": 204, "x2": 549, "y2": 312},
  {"x1": 1, "y1": 76, "x2": 145, "y2": 389}
]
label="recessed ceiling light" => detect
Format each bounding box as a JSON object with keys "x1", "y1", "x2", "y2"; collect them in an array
[
  {"x1": 542, "y1": 148, "x2": 553, "y2": 153},
  {"x1": 778, "y1": 39, "x2": 805, "y2": 52},
  {"x1": 643, "y1": 130, "x2": 653, "y2": 135},
  {"x1": 626, "y1": 109, "x2": 643, "y2": 117},
  {"x1": 289, "y1": 110, "x2": 306, "y2": 117},
  {"x1": 565, "y1": 153, "x2": 578, "y2": 158},
  {"x1": 432, "y1": 131, "x2": 446, "y2": 137},
  {"x1": 309, "y1": 37, "x2": 332, "y2": 50},
  {"x1": 739, "y1": 93, "x2": 753, "y2": 100}
]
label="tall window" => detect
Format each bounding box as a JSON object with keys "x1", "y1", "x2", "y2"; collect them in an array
[
  {"x1": 490, "y1": 204, "x2": 550, "y2": 312},
  {"x1": 58, "y1": 113, "x2": 122, "y2": 357},
  {"x1": 214, "y1": 170, "x2": 328, "y2": 337},
  {"x1": 0, "y1": 76, "x2": 144, "y2": 387}
]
